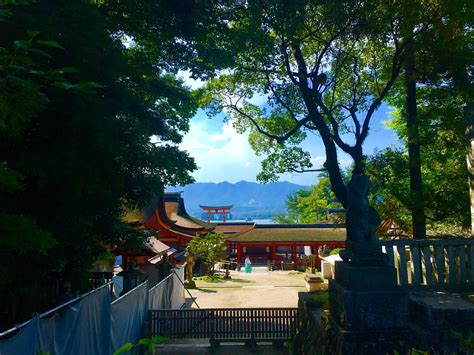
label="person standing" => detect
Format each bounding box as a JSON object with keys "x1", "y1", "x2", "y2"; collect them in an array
[{"x1": 244, "y1": 256, "x2": 252, "y2": 274}]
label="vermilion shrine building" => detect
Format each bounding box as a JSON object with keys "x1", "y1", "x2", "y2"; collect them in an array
[
  {"x1": 135, "y1": 192, "x2": 346, "y2": 269},
  {"x1": 144, "y1": 192, "x2": 214, "y2": 248},
  {"x1": 216, "y1": 223, "x2": 345, "y2": 268}
]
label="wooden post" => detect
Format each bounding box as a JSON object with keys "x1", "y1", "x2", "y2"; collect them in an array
[
  {"x1": 291, "y1": 244, "x2": 297, "y2": 263},
  {"x1": 237, "y1": 244, "x2": 242, "y2": 264},
  {"x1": 270, "y1": 244, "x2": 276, "y2": 263},
  {"x1": 314, "y1": 242, "x2": 320, "y2": 268},
  {"x1": 465, "y1": 104, "x2": 474, "y2": 236}
]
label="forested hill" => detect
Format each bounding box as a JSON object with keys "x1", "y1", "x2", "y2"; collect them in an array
[{"x1": 166, "y1": 181, "x2": 310, "y2": 219}]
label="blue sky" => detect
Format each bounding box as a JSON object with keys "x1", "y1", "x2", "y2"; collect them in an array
[{"x1": 178, "y1": 74, "x2": 401, "y2": 186}]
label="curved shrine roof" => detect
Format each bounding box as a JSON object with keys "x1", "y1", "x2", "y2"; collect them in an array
[
  {"x1": 215, "y1": 222, "x2": 255, "y2": 236},
  {"x1": 165, "y1": 201, "x2": 208, "y2": 229},
  {"x1": 226, "y1": 224, "x2": 346, "y2": 243}
]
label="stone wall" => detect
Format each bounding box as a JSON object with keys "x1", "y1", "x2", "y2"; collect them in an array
[
  {"x1": 293, "y1": 292, "x2": 334, "y2": 355},
  {"x1": 294, "y1": 290, "x2": 474, "y2": 354}
]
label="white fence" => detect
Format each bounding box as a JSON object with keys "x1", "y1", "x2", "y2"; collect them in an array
[{"x1": 381, "y1": 238, "x2": 474, "y2": 290}]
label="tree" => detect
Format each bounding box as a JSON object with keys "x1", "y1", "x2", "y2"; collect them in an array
[
  {"x1": 0, "y1": 0, "x2": 197, "y2": 327},
  {"x1": 273, "y1": 189, "x2": 311, "y2": 223},
  {"x1": 198, "y1": 0, "x2": 432, "y2": 263},
  {"x1": 186, "y1": 233, "x2": 227, "y2": 275},
  {"x1": 393, "y1": 0, "x2": 473, "y2": 239},
  {"x1": 368, "y1": 87, "x2": 471, "y2": 235},
  {"x1": 275, "y1": 176, "x2": 343, "y2": 224}
]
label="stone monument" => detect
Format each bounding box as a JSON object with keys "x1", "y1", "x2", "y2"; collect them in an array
[
  {"x1": 330, "y1": 174, "x2": 409, "y2": 353},
  {"x1": 118, "y1": 259, "x2": 147, "y2": 296}
]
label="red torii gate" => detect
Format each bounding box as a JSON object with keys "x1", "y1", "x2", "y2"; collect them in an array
[{"x1": 200, "y1": 205, "x2": 233, "y2": 223}]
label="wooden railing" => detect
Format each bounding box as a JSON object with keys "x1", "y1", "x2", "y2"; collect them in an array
[
  {"x1": 148, "y1": 308, "x2": 300, "y2": 344},
  {"x1": 89, "y1": 272, "x2": 113, "y2": 290},
  {"x1": 381, "y1": 238, "x2": 474, "y2": 290}
]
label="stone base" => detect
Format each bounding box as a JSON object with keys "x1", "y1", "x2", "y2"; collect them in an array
[
  {"x1": 334, "y1": 261, "x2": 397, "y2": 290},
  {"x1": 305, "y1": 274, "x2": 324, "y2": 292},
  {"x1": 330, "y1": 317, "x2": 410, "y2": 354},
  {"x1": 330, "y1": 262, "x2": 409, "y2": 331}
]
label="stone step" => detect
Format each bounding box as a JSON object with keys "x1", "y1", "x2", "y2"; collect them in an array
[
  {"x1": 157, "y1": 341, "x2": 289, "y2": 354},
  {"x1": 409, "y1": 291, "x2": 474, "y2": 330}
]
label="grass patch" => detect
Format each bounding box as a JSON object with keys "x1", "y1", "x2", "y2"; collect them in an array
[
  {"x1": 311, "y1": 290, "x2": 329, "y2": 310},
  {"x1": 196, "y1": 275, "x2": 225, "y2": 283},
  {"x1": 195, "y1": 275, "x2": 255, "y2": 284}
]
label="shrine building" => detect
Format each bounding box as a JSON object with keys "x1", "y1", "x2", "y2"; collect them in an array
[
  {"x1": 144, "y1": 192, "x2": 215, "y2": 248},
  {"x1": 217, "y1": 222, "x2": 345, "y2": 269},
  {"x1": 124, "y1": 191, "x2": 346, "y2": 270}
]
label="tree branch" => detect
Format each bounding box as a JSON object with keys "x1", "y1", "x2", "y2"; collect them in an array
[
  {"x1": 265, "y1": 72, "x2": 299, "y2": 123},
  {"x1": 289, "y1": 167, "x2": 326, "y2": 173},
  {"x1": 224, "y1": 103, "x2": 310, "y2": 144},
  {"x1": 359, "y1": 41, "x2": 404, "y2": 144},
  {"x1": 280, "y1": 41, "x2": 299, "y2": 86}
]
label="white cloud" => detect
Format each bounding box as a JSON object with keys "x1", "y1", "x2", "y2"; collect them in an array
[
  {"x1": 310, "y1": 156, "x2": 326, "y2": 168},
  {"x1": 178, "y1": 70, "x2": 206, "y2": 90},
  {"x1": 180, "y1": 118, "x2": 329, "y2": 186},
  {"x1": 180, "y1": 119, "x2": 264, "y2": 183}
]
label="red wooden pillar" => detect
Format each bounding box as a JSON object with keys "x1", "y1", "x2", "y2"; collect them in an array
[
  {"x1": 291, "y1": 244, "x2": 297, "y2": 263},
  {"x1": 270, "y1": 243, "x2": 276, "y2": 262},
  {"x1": 237, "y1": 244, "x2": 242, "y2": 263}
]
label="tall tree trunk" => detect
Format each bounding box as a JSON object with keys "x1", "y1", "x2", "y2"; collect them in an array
[
  {"x1": 405, "y1": 44, "x2": 426, "y2": 239},
  {"x1": 464, "y1": 104, "x2": 474, "y2": 236}
]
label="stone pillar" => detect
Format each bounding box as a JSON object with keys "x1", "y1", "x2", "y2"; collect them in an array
[{"x1": 464, "y1": 104, "x2": 474, "y2": 236}]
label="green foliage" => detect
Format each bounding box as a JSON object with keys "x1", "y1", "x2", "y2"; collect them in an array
[
  {"x1": 0, "y1": 0, "x2": 198, "y2": 327},
  {"x1": 274, "y1": 177, "x2": 342, "y2": 223},
  {"x1": 198, "y1": 0, "x2": 408, "y2": 187},
  {"x1": 367, "y1": 87, "x2": 470, "y2": 234},
  {"x1": 367, "y1": 0, "x2": 473, "y2": 237},
  {"x1": 113, "y1": 335, "x2": 167, "y2": 355},
  {"x1": 310, "y1": 291, "x2": 329, "y2": 310},
  {"x1": 137, "y1": 336, "x2": 167, "y2": 355},
  {"x1": 112, "y1": 342, "x2": 134, "y2": 355},
  {"x1": 329, "y1": 248, "x2": 342, "y2": 256},
  {"x1": 453, "y1": 331, "x2": 474, "y2": 352},
  {"x1": 186, "y1": 233, "x2": 227, "y2": 275}
]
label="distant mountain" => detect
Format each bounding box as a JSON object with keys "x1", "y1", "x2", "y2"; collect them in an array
[{"x1": 166, "y1": 181, "x2": 310, "y2": 220}]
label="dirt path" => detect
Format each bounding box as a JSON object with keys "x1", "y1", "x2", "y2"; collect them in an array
[{"x1": 186, "y1": 270, "x2": 306, "y2": 309}]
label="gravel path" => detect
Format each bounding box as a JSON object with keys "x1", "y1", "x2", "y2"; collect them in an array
[{"x1": 186, "y1": 270, "x2": 306, "y2": 309}]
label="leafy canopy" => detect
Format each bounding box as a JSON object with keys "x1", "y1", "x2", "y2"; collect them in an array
[
  {"x1": 0, "y1": 0, "x2": 198, "y2": 327},
  {"x1": 274, "y1": 176, "x2": 343, "y2": 224},
  {"x1": 186, "y1": 233, "x2": 227, "y2": 274}
]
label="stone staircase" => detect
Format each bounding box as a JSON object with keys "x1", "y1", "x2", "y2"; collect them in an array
[{"x1": 157, "y1": 340, "x2": 289, "y2": 354}]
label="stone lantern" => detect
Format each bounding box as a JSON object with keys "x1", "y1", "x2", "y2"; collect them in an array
[
  {"x1": 118, "y1": 259, "x2": 147, "y2": 295},
  {"x1": 184, "y1": 253, "x2": 196, "y2": 289}
]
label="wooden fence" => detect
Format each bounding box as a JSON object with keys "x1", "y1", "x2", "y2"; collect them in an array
[
  {"x1": 148, "y1": 308, "x2": 299, "y2": 345},
  {"x1": 381, "y1": 238, "x2": 474, "y2": 291}
]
